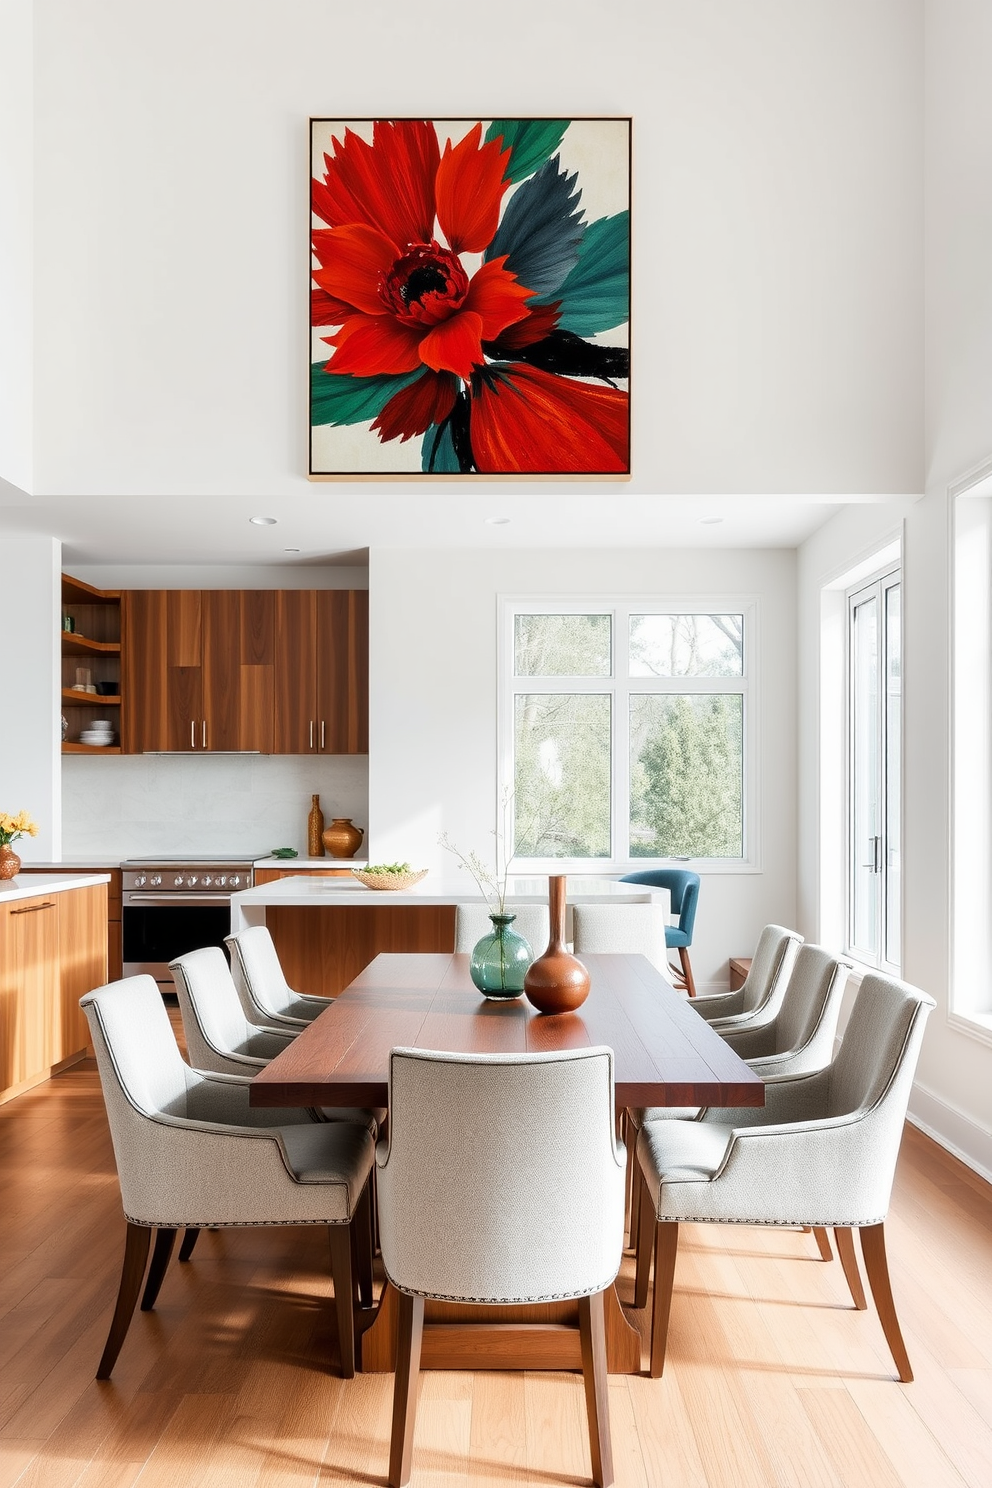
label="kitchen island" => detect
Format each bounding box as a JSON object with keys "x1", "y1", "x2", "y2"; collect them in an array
[
  {"x1": 0, "y1": 873, "x2": 110, "y2": 1102},
  {"x1": 230, "y1": 874, "x2": 668, "y2": 998}
]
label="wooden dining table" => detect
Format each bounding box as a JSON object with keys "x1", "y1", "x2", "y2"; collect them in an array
[{"x1": 250, "y1": 951, "x2": 764, "y2": 1374}]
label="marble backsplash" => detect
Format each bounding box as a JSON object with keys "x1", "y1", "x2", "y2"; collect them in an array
[{"x1": 61, "y1": 752, "x2": 369, "y2": 859}]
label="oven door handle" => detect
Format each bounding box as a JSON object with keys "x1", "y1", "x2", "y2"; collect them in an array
[{"x1": 123, "y1": 894, "x2": 233, "y2": 906}]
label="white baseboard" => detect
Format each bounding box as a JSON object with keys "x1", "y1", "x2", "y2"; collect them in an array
[{"x1": 907, "y1": 1080, "x2": 992, "y2": 1185}]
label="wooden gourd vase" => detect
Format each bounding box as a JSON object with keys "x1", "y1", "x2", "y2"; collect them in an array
[
  {"x1": 524, "y1": 875, "x2": 591, "y2": 1014},
  {"x1": 0, "y1": 846, "x2": 21, "y2": 880}
]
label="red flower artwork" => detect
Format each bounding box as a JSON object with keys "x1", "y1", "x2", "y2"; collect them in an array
[{"x1": 310, "y1": 118, "x2": 630, "y2": 476}]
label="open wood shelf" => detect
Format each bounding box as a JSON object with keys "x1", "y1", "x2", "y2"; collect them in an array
[
  {"x1": 61, "y1": 634, "x2": 121, "y2": 657},
  {"x1": 62, "y1": 688, "x2": 121, "y2": 706},
  {"x1": 61, "y1": 743, "x2": 122, "y2": 754},
  {"x1": 61, "y1": 573, "x2": 120, "y2": 606}
]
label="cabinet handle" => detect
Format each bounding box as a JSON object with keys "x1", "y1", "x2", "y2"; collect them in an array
[
  {"x1": 309, "y1": 720, "x2": 314, "y2": 750},
  {"x1": 11, "y1": 901, "x2": 55, "y2": 914},
  {"x1": 202, "y1": 719, "x2": 207, "y2": 749},
  {"x1": 320, "y1": 720, "x2": 325, "y2": 750},
  {"x1": 191, "y1": 720, "x2": 196, "y2": 749}
]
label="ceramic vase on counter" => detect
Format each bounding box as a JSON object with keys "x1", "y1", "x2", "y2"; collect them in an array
[
  {"x1": 322, "y1": 818, "x2": 365, "y2": 858},
  {"x1": 470, "y1": 912, "x2": 533, "y2": 1000},
  {"x1": 0, "y1": 847, "x2": 21, "y2": 880},
  {"x1": 524, "y1": 875, "x2": 591, "y2": 1013},
  {"x1": 307, "y1": 794, "x2": 325, "y2": 857}
]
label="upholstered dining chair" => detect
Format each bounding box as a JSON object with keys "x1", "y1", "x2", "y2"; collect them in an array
[
  {"x1": 453, "y1": 902, "x2": 550, "y2": 954},
  {"x1": 226, "y1": 924, "x2": 333, "y2": 1029},
  {"x1": 690, "y1": 922, "x2": 802, "y2": 1026},
  {"x1": 619, "y1": 868, "x2": 700, "y2": 995},
  {"x1": 624, "y1": 943, "x2": 851, "y2": 1242},
  {"x1": 376, "y1": 1046, "x2": 626, "y2": 1488},
  {"x1": 572, "y1": 902, "x2": 670, "y2": 976},
  {"x1": 632, "y1": 971, "x2": 935, "y2": 1381},
  {"x1": 80, "y1": 974, "x2": 375, "y2": 1379}
]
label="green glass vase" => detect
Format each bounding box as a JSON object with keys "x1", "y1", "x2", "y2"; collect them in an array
[{"x1": 470, "y1": 912, "x2": 533, "y2": 1000}]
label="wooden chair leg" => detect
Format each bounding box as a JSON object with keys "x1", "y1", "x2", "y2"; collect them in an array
[
  {"x1": 623, "y1": 1112, "x2": 641, "y2": 1249},
  {"x1": 633, "y1": 1165, "x2": 655, "y2": 1309},
  {"x1": 859, "y1": 1222, "x2": 913, "y2": 1382},
  {"x1": 678, "y1": 947, "x2": 697, "y2": 998},
  {"x1": 811, "y1": 1226, "x2": 834, "y2": 1262},
  {"x1": 352, "y1": 1178, "x2": 375, "y2": 1310},
  {"x1": 178, "y1": 1227, "x2": 199, "y2": 1262},
  {"x1": 649, "y1": 1221, "x2": 680, "y2": 1379},
  {"x1": 328, "y1": 1223, "x2": 356, "y2": 1378},
  {"x1": 140, "y1": 1226, "x2": 177, "y2": 1310},
  {"x1": 578, "y1": 1290, "x2": 614, "y2": 1488},
  {"x1": 97, "y1": 1221, "x2": 152, "y2": 1380},
  {"x1": 389, "y1": 1291, "x2": 424, "y2": 1488},
  {"x1": 834, "y1": 1226, "x2": 867, "y2": 1310}
]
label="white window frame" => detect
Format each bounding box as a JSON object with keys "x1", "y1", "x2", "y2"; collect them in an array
[
  {"x1": 845, "y1": 564, "x2": 901, "y2": 976},
  {"x1": 498, "y1": 595, "x2": 759, "y2": 874},
  {"x1": 950, "y1": 460, "x2": 992, "y2": 1045}
]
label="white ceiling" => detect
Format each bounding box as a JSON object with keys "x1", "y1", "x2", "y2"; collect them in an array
[{"x1": 0, "y1": 488, "x2": 896, "y2": 568}]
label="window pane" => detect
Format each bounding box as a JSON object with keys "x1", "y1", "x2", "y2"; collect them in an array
[
  {"x1": 629, "y1": 614, "x2": 743, "y2": 677},
  {"x1": 850, "y1": 594, "x2": 880, "y2": 958},
  {"x1": 514, "y1": 614, "x2": 611, "y2": 676},
  {"x1": 884, "y1": 582, "x2": 901, "y2": 967},
  {"x1": 629, "y1": 695, "x2": 743, "y2": 857},
  {"x1": 514, "y1": 694, "x2": 611, "y2": 856}
]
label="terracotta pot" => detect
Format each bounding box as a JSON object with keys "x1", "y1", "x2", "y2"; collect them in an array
[
  {"x1": 307, "y1": 794, "x2": 325, "y2": 858},
  {"x1": 322, "y1": 818, "x2": 365, "y2": 859},
  {"x1": 524, "y1": 875, "x2": 591, "y2": 1014},
  {"x1": 0, "y1": 846, "x2": 21, "y2": 880}
]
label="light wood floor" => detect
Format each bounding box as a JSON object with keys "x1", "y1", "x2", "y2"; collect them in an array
[{"x1": 2, "y1": 1054, "x2": 991, "y2": 1488}]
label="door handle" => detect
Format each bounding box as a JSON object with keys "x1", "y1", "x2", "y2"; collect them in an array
[
  {"x1": 11, "y1": 901, "x2": 55, "y2": 914},
  {"x1": 309, "y1": 720, "x2": 314, "y2": 750},
  {"x1": 321, "y1": 720, "x2": 325, "y2": 750},
  {"x1": 191, "y1": 720, "x2": 196, "y2": 749},
  {"x1": 202, "y1": 719, "x2": 207, "y2": 749}
]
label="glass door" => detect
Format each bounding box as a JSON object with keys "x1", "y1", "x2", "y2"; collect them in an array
[{"x1": 848, "y1": 570, "x2": 901, "y2": 972}]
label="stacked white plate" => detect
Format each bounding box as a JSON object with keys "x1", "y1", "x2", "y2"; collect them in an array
[{"x1": 80, "y1": 720, "x2": 115, "y2": 746}]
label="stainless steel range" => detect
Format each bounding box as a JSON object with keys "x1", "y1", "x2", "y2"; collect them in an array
[{"x1": 122, "y1": 857, "x2": 256, "y2": 991}]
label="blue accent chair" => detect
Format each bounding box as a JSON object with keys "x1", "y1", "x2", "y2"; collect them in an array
[{"x1": 620, "y1": 869, "x2": 700, "y2": 997}]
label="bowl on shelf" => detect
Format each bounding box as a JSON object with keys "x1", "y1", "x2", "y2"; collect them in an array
[{"x1": 351, "y1": 867, "x2": 428, "y2": 891}]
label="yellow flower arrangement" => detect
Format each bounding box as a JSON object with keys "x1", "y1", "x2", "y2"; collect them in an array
[{"x1": 0, "y1": 810, "x2": 39, "y2": 847}]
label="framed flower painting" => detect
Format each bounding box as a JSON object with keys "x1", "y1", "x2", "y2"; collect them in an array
[{"x1": 310, "y1": 117, "x2": 631, "y2": 478}]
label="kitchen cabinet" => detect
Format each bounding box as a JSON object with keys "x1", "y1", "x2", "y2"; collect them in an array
[
  {"x1": 123, "y1": 590, "x2": 275, "y2": 752},
  {"x1": 61, "y1": 574, "x2": 122, "y2": 753},
  {"x1": 274, "y1": 589, "x2": 368, "y2": 754},
  {"x1": 0, "y1": 879, "x2": 107, "y2": 1104}
]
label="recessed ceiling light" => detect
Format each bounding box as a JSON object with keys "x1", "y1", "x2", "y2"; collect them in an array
[
  {"x1": 249, "y1": 516, "x2": 278, "y2": 526},
  {"x1": 484, "y1": 516, "x2": 511, "y2": 526},
  {"x1": 699, "y1": 517, "x2": 724, "y2": 526}
]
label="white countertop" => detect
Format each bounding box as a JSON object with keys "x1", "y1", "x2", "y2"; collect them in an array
[
  {"x1": 253, "y1": 856, "x2": 368, "y2": 869},
  {"x1": 230, "y1": 874, "x2": 669, "y2": 929},
  {"x1": 17, "y1": 858, "x2": 123, "y2": 870},
  {"x1": 0, "y1": 872, "x2": 111, "y2": 905}
]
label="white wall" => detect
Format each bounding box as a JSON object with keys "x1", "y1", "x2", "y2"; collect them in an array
[
  {"x1": 20, "y1": 0, "x2": 922, "y2": 499},
  {"x1": 0, "y1": 0, "x2": 33, "y2": 495},
  {"x1": 369, "y1": 546, "x2": 797, "y2": 994},
  {"x1": 0, "y1": 536, "x2": 61, "y2": 858},
  {"x1": 62, "y1": 752, "x2": 367, "y2": 859}
]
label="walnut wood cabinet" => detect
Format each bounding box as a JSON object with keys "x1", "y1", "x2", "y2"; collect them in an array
[
  {"x1": 0, "y1": 882, "x2": 107, "y2": 1104},
  {"x1": 123, "y1": 588, "x2": 367, "y2": 755},
  {"x1": 274, "y1": 590, "x2": 368, "y2": 754},
  {"x1": 123, "y1": 590, "x2": 276, "y2": 752}
]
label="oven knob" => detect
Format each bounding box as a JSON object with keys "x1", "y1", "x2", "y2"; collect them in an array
[
  {"x1": 229, "y1": 874, "x2": 241, "y2": 887},
  {"x1": 188, "y1": 875, "x2": 198, "y2": 886},
  {"x1": 150, "y1": 875, "x2": 161, "y2": 887},
  {"x1": 174, "y1": 875, "x2": 184, "y2": 887},
  {"x1": 202, "y1": 874, "x2": 213, "y2": 886},
  {"x1": 216, "y1": 875, "x2": 227, "y2": 888},
  {"x1": 134, "y1": 874, "x2": 146, "y2": 887}
]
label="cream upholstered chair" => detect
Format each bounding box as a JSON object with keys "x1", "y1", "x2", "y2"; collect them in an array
[
  {"x1": 692, "y1": 923, "x2": 802, "y2": 1026},
  {"x1": 226, "y1": 924, "x2": 333, "y2": 1028},
  {"x1": 80, "y1": 975, "x2": 375, "y2": 1379},
  {"x1": 453, "y1": 902, "x2": 550, "y2": 954},
  {"x1": 633, "y1": 971, "x2": 935, "y2": 1381},
  {"x1": 624, "y1": 943, "x2": 851, "y2": 1241},
  {"x1": 572, "y1": 902, "x2": 670, "y2": 977},
  {"x1": 170, "y1": 946, "x2": 383, "y2": 1128},
  {"x1": 376, "y1": 1047, "x2": 626, "y2": 1488}
]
